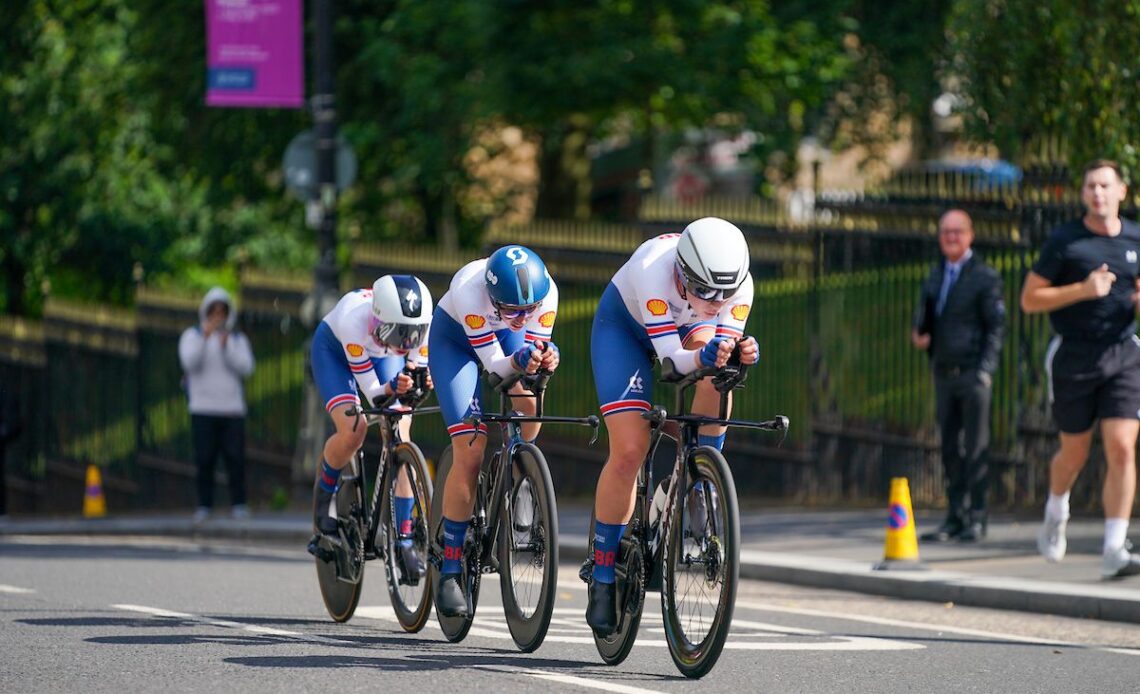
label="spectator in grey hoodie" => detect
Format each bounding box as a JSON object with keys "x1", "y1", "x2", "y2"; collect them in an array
[{"x1": 179, "y1": 287, "x2": 255, "y2": 522}]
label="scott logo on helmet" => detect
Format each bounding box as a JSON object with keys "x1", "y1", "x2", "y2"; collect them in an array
[
  {"x1": 486, "y1": 269, "x2": 498, "y2": 285},
  {"x1": 506, "y1": 247, "x2": 529, "y2": 265}
]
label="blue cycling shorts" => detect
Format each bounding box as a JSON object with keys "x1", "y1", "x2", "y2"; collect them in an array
[
  {"x1": 311, "y1": 321, "x2": 403, "y2": 412},
  {"x1": 428, "y1": 309, "x2": 525, "y2": 437},
  {"x1": 590, "y1": 283, "x2": 714, "y2": 417}
]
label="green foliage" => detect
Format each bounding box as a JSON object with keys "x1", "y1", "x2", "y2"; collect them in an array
[
  {"x1": 0, "y1": 1, "x2": 312, "y2": 314},
  {"x1": 489, "y1": 2, "x2": 856, "y2": 211},
  {"x1": 948, "y1": 0, "x2": 1140, "y2": 175}
]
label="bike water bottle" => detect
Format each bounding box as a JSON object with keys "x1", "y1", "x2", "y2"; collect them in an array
[{"x1": 648, "y1": 476, "x2": 671, "y2": 530}]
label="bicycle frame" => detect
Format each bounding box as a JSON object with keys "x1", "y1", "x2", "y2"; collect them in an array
[
  {"x1": 635, "y1": 359, "x2": 789, "y2": 585},
  {"x1": 464, "y1": 371, "x2": 600, "y2": 572},
  {"x1": 345, "y1": 368, "x2": 438, "y2": 564}
]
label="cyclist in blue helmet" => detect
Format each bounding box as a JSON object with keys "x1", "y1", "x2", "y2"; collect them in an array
[{"x1": 429, "y1": 245, "x2": 561, "y2": 617}]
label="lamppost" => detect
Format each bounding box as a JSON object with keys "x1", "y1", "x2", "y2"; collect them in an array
[{"x1": 293, "y1": 0, "x2": 343, "y2": 502}]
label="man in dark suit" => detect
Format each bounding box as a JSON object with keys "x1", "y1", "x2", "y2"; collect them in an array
[{"x1": 912, "y1": 209, "x2": 1006, "y2": 542}]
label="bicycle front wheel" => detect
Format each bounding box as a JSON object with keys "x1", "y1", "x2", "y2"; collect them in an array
[
  {"x1": 661, "y1": 446, "x2": 739, "y2": 679},
  {"x1": 315, "y1": 457, "x2": 366, "y2": 623},
  {"x1": 496, "y1": 443, "x2": 558, "y2": 652},
  {"x1": 428, "y1": 446, "x2": 481, "y2": 642},
  {"x1": 380, "y1": 441, "x2": 434, "y2": 633}
]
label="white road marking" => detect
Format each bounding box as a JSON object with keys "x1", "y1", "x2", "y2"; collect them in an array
[
  {"x1": 356, "y1": 604, "x2": 923, "y2": 651},
  {"x1": 734, "y1": 599, "x2": 1140, "y2": 656},
  {"x1": 0, "y1": 584, "x2": 35, "y2": 594},
  {"x1": 112, "y1": 604, "x2": 302, "y2": 637},
  {"x1": 112, "y1": 604, "x2": 193, "y2": 619},
  {"x1": 474, "y1": 664, "x2": 666, "y2": 694}
]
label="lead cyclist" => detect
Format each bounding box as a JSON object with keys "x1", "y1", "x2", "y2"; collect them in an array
[{"x1": 585, "y1": 217, "x2": 759, "y2": 636}]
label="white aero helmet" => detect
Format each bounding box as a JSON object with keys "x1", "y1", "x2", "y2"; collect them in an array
[
  {"x1": 370, "y1": 274, "x2": 433, "y2": 351},
  {"x1": 675, "y1": 217, "x2": 749, "y2": 302}
]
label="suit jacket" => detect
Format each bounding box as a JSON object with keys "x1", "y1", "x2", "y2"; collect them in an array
[{"x1": 913, "y1": 254, "x2": 1006, "y2": 374}]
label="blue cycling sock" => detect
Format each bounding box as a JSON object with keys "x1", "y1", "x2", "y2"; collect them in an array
[
  {"x1": 698, "y1": 433, "x2": 726, "y2": 451},
  {"x1": 318, "y1": 460, "x2": 341, "y2": 494},
  {"x1": 394, "y1": 496, "x2": 415, "y2": 546},
  {"x1": 441, "y1": 517, "x2": 469, "y2": 575},
  {"x1": 591, "y1": 521, "x2": 625, "y2": 584}
]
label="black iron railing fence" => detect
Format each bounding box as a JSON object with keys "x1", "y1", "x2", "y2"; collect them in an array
[{"x1": 2, "y1": 185, "x2": 1134, "y2": 514}]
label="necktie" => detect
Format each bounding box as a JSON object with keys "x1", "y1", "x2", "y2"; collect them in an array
[{"x1": 937, "y1": 265, "x2": 958, "y2": 315}]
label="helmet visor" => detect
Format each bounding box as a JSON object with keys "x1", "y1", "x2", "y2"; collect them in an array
[
  {"x1": 373, "y1": 321, "x2": 429, "y2": 351},
  {"x1": 676, "y1": 263, "x2": 738, "y2": 303}
]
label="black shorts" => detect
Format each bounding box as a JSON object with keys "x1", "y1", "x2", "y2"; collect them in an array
[{"x1": 1046, "y1": 335, "x2": 1140, "y2": 433}]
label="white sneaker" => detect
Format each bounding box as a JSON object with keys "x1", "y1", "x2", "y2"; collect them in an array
[
  {"x1": 1037, "y1": 515, "x2": 1068, "y2": 562},
  {"x1": 1101, "y1": 542, "x2": 1140, "y2": 579},
  {"x1": 231, "y1": 504, "x2": 251, "y2": 521},
  {"x1": 192, "y1": 507, "x2": 211, "y2": 525}
]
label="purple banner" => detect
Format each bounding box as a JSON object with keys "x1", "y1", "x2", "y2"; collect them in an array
[{"x1": 205, "y1": 0, "x2": 303, "y2": 108}]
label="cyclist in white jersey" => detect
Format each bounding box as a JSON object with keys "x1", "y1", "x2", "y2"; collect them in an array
[
  {"x1": 428, "y1": 245, "x2": 561, "y2": 617},
  {"x1": 585, "y1": 218, "x2": 759, "y2": 636},
  {"x1": 308, "y1": 275, "x2": 433, "y2": 578}
]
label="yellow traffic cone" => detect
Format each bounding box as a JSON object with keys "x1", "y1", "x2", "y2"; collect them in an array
[
  {"x1": 83, "y1": 464, "x2": 106, "y2": 518},
  {"x1": 873, "y1": 477, "x2": 925, "y2": 571}
]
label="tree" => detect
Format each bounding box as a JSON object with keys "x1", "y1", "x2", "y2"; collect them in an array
[
  {"x1": 0, "y1": 1, "x2": 136, "y2": 314},
  {"x1": 947, "y1": 0, "x2": 1140, "y2": 176},
  {"x1": 488, "y1": 1, "x2": 854, "y2": 216}
]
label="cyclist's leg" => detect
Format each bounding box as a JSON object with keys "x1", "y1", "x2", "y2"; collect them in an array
[
  {"x1": 678, "y1": 325, "x2": 726, "y2": 539},
  {"x1": 311, "y1": 322, "x2": 368, "y2": 533},
  {"x1": 372, "y1": 355, "x2": 418, "y2": 537},
  {"x1": 588, "y1": 284, "x2": 654, "y2": 633},
  {"x1": 430, "y1": 311, "x2": 488, "y2": 615}
]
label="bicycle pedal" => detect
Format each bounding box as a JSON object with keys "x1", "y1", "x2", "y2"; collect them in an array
[
  {"x1": 306, "y1": 534, "x2": 337, "y2": 563},
  {"x1": 397, "y1": 573, "x2": 423, "y2": 587}
]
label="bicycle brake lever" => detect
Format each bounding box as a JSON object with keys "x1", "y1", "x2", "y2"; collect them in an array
[
  {"x1": 587, "y1": 415, "x2": 600, "y2": 445},
  {"x1": 347, "y1": 406, "x2": 363, "y2": 433},
  {"x1": 775, "y1": 415, "x2": 789, "y2": 447},
  {"x1": 463, "y1": 416, "x2": 483, "y2": 446}
]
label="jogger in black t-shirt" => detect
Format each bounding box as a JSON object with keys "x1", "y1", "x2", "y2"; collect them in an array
[{"x1": 1021, "y1": 159, "x2": 1140, "y2": 580}]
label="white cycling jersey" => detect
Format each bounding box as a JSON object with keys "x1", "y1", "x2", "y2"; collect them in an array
[
  {"x1": 321, "y1": 288, "x2": 430, "y2": 402},
  {"x1": 437, "y1": 259, "x2": 560, "y2": 378},
  {"x1": 610, "y1": 233, "x2": 753, "y2": 373}
]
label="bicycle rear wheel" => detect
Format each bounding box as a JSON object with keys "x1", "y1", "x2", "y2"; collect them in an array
[
  {"x1": 380, "y1": 441, "x2": 434, "y2": 633},
  {"x1": 589, "y1": 503, "x2": 647, "y2": 666},
  {"x1": 428, "y1": 446, "x2": 482, "y2": 642},
  {"x1": 661, "y1": 446, "x2": 739, "y2": 679},
  {"x1": 314, "y1": 457, "x2": 366, "y2": 623},
  {"x1": 497, "y1": 443, "x2": 558, "y2": 652}
]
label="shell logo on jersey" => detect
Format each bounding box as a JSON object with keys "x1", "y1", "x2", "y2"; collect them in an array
[
  {"x1": 346, "y1": 343, "x2": 365, "y2": 358},
  {"x1": 465, "y1": 314, "x2": 486, "y2": 329},
  {"x1": 538, "y1": 311, "x2": 556, "y2": 328},
  {"x1": 647, "y1": 299, "x2": 668, "y2": 316},
  {"x1": 731, "y1": 304, "x2": 751, "y2": 321},
  {"x1": 419, "y1": 346, "x2": 429, "y2": 358}
]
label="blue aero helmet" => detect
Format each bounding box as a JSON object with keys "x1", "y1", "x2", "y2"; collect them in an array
[{"x1": 484, "y1": 245, "x2": 551, "y2": 312}]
